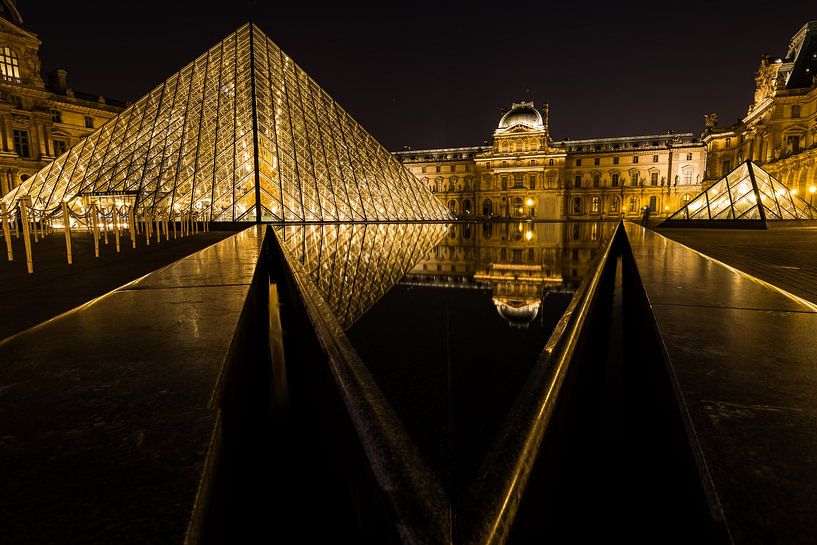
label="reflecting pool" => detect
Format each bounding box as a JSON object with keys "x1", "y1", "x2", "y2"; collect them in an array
[{"x1": 276, "y1": 220, "x2": 616, "y2": 500}]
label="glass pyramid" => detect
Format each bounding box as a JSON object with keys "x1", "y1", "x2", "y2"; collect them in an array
[
  {"x1": 0, "y1": 24, "x2": 450, "y2": 223},
  {"x1": 275, "y1": 223, "x2": 446, "y2": 328},
  {"x1": 665, "y1": 160, "x2": 817, "y2": 224}
]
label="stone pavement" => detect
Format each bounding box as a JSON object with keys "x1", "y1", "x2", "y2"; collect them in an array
[
  {"x1": 0, "y1": 228, "x2": 235, "y2": 340},
  {"x1": 657, "y1": 226, "x2": 817, "y2": 305}
]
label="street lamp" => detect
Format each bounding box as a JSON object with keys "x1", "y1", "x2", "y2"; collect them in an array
[
  {"x1": 526, "y1": 197, "x2": 534, "y2": 218},
  {"x1": 810, "y1": 185, "x2": 816, "y2": 207}
]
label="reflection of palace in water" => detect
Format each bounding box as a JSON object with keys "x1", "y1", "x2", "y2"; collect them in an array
[{"x1": 402, "y1": 221, "x2": 616, "y2": 327}]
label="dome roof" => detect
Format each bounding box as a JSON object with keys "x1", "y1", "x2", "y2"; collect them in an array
[{"x1": 498, "y1": 102, "x2": 544, "y2": 130}]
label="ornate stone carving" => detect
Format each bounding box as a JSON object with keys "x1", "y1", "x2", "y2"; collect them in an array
[
  {"x1": 752, "y1": 56, "x2": 780, "y2": 109},
  {"x1": 704, "y1": 112, "x2": 718, "y2": 130}
]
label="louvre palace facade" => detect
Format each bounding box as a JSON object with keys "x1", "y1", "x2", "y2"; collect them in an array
[
  {"x1": 395, "y1": 20, "x2": 817, "y2": 222},
  {"x1": 0, "y1": 1, "x2": 124, "y2": 197}
]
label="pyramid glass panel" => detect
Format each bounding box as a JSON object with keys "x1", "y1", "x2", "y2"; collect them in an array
[
  {"x1": 0, "y1": 24, "x2": 450, "y2": 223},
  {"x1": 665, "y1": 160, "x2": 817, "y2": 224}
]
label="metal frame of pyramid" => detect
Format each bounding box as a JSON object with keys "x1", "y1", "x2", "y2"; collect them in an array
[
  {"x1": 661, "y1": 160, "x2": 817, "y2": 228},
  {"x1": 0, "y1": 23, "x2": 451, "y2": 223}
]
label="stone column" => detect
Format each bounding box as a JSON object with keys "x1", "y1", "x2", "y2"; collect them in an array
[{"x1": 0, "y1": 115, "x2": 9, "y2": 152}]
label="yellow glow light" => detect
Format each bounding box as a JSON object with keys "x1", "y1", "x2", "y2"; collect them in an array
[
  {"x1": 525, "y1": 230, "x2": 533, "y2": 241},
  {"x1": 525, "y1": 198, "x2": 534, "y2": 207},
  {"x1": 791, "y1": 188, "x2": 798, "y2": 195},
  {"x1": 810, "y1": 186, "x2": 817, "y2": 194}
]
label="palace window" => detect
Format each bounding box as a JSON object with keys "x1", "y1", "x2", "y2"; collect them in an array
[
  {"x1": 686, "y1": 152, "x2": 693, "y2": 161},
  {"x1": 529, "y1": 174, "x2": 536, "y2": 189},
  {"x1": 435, "y1": 165, "x2": 441, "y2": 173},
  {"x1": 483, "y1": 198, "x2": 493, "y2": 216},
  {"x1": 84, "y1": 116, "x2": 94, "y2": 129},
  {"x1": 650, "y1": 172, "x2": 659, "y2": 186},
  {"x1": 11, "y1": 95, "x2": 22, "y2": 109},
  {"x1": 652, "y1": 155, "x2": 659, "y2": 163},
  {"x1": 593, "y1": 173, "x2": 600, "y2": 187},
  {"x1": 786, "y1": 135, "x2": 801, "y2": 154},
  {"x1": 450, "y1": 164, "x2": 456, "y2": 172},
  {"x1": 682, "y1": 194, "x2": 692, "y2": 205},
  {"x1": 486, "y1": 162, "x2": 491, "y2": 169},
  {"x1": 610, "y1": 196, "x2": 620, "y2": 212},
  {"x1": 721, "y1": 160, "x2": 731, "y2": 175},
  {"x1": 51, "y1": 109, "x2": 62, "y2": 123},
  {"x1": 791, "y1": 105, "x2": 801, "y2": 118},
  {"x1": 631, "y1": 172, "x2": 639, "y2": 186},
  {"x1": 574, "y1": 175, "x2": 582, "y2": 188},
  {"x1": 613, "y1": 157, "x2": 619, "y2": 165},
  {"x1": 594, "y1": 157, "x2": 600, "y2": 166},
  {"x1": 13, "y1": 129, "x2": 29, "y2": 157},
  {"x1": 512, "y1": 174, "x2": 524, "y2": 188},
  {"x1": 462, "y1": 199, "x2": 472, "y2": 215},
  {"x1": 547, "y1": 173, "x2": 555, "y2": 187},
  {"x1": 501, "y1": 175, "x2": 508, "y2": 189},
  {"x1": 529, "y1": 159, "x2": 535, "y2": 166},
  {"x1": 572, "y1": 197, "x2": 582, "y2": 214},
  {"x1": 633, "y1": 156, "x2": 639, "y2": 164},
  {"x1": 591, "y1": 196, "x2": 601, "y2": 213},
  {"x1": 576, "y1": 158, "x2": 582, "y2": 166},
  {"x1": 448, "y1": 199, "x2": 457, "y2": 214},
  {"x1": 611, "y1": 173, "x2": 619, "y2": 187},
  {"x1": 0, "y1": 46, "x2": 20, "y2": 82},
  {"x1": 683, "y1": 170, "x2": 692, "y2": 184},
  {"x1": 548, "y1": 158, "x2": 554, "y2": 166},
  {"x1": 53, "y1": 139, "x2": 67, "y2": 156},
  {"x1": 629, "y1": 196, "x2": 638, "y2": 211},
  {"x1": 649, "y1": 196, "x2": 657, "y2": 211},
  {"x1": 725, "y1": 138, "x2": 731, "y2": 148}
]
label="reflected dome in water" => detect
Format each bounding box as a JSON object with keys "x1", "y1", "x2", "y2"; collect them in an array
[{"x1": 492, "y1": 297, "x2": 541, "y2": 328}]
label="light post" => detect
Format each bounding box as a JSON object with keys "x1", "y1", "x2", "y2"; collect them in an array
[
  {"x1": 526, "y1": 197, "x2": 534, "y2": 219},
  {"x1": 810, "y1": 185, "x2": 816, "y2": 207}
]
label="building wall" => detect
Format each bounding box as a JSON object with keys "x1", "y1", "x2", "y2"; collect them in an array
[
  {"x1": 0, "y1": 13, "x2": 124, "y2": 196},
  {"x1": 395, "y1": 109, "x2": 706, "y2": 221},
  {"x1": 703, "y1": 21, "x2": 817, "y2": 200}
]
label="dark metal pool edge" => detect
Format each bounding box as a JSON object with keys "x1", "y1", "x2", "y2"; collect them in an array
[{"x1": 269, "y1": 226, "x2": 451, "y2": 545}]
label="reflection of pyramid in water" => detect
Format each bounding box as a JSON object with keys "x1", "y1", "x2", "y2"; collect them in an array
[
  {"x1": 276, "y1": 223, "x2": 447, "y2": 328},
  {"x1": 663, "y1": 160, "x2": 817, "y2": 225},
  {"x1": 0, "y1": 24, "x2": 450, "y2": 222}
]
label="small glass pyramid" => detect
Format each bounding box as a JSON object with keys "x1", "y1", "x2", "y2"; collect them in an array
[
  {"x1": 664, "y1": 160, "x2": 817, "y2": 225},
  {"x1": 0, "y1": 24, "x2": 451, "y2": 223}
]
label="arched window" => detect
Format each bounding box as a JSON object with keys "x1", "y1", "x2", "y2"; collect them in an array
[
  {"x1": 682, "y1": 194, "x2": 691, "y2": 206},
  {"x1": 548, "y1": 158, "x2": 554, "y2": 166},
  {"x1": 591, "y1": 196, "x2": 601, "y2": 213},
  {"x1": 512, "y1": 197, "x2": 524, "y2": 217},
  {"x1": 462, "y1": 199, "x2": 472, "y2": 215},
  {"x1": 0, "y1": 47, "x2": 20, "y2": 83},
  {"x1": 572, "y1": 197, "x2": 582, "y2": 215},
  {"x1": 649, "y1": 196, "x2": 657, "y2": 211},
  {"x1": 610, "y1": 196, "x2": 620, "y2": 213},
  {"x1": 483, "y1": 198, "x2": 493, "y2": 216},
  {"x1": 482, "y1": 222, "x2": 493, "y2": 240},
  {"x1": 462, "y1": 223, "x2": 472, "y2": 240},
  {"x1": 448, "y1": 199, "x2": 457, "y2": 214}
]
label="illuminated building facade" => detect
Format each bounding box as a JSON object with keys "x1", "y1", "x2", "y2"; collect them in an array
[
  {"x1": 0, "y1": 1, "x2": 124, "y2": 197},
  {"x1": 395, "y1": 102, "x2": 707, "y2": 221},
  {"x1": 703, "y1": 21, "x2": 817, "y2": 197}
]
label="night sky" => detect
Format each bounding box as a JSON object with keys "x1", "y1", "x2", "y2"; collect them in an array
[{"x1": 20, "y1": 1, "x2": 817, "y2": 150}]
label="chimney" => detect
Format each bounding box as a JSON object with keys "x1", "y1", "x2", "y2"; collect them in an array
[{"x1": 47, "y1": 69, "x2": 68, "y2": 90}]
